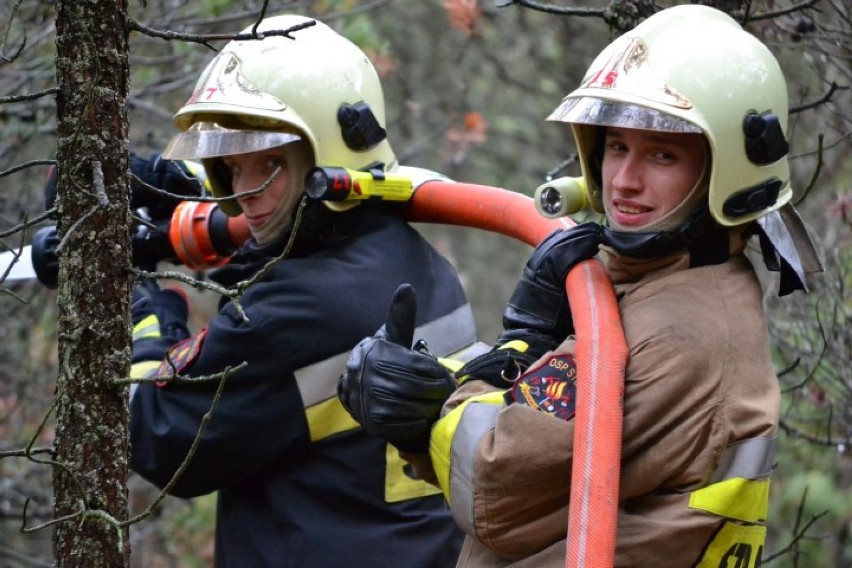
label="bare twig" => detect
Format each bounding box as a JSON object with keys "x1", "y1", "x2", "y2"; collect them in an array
[
  {"x1": 121, "y1": 362, "x2": 246, "y2": 527},
  {"x1": 126, "y1": 17, "x2": 317, "y2": 51}
]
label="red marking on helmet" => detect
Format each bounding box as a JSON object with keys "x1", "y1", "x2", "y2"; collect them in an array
[{"x1": 587, "y1": 67, "x2": 619, "y2": 89}]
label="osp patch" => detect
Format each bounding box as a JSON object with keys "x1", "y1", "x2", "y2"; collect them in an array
[
  {"x1": 154, "y1": 329, "x2": 207, "y2": 386},
  {"x1": 510, "y1": 353, "x2": 577, "y2": 421}
]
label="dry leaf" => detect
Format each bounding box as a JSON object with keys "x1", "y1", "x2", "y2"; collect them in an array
[
  {"x1": 442, "y1": 0, "x2": 482, "y2": 36},
  {"x1": 444, "y1": 112, "x2": 488, "y2": 165}
]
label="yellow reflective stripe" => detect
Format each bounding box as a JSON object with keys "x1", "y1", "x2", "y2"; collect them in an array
[
  {"x1": 689, "y1": 477, "x2": 770, "y2": 523},
  {"x1": 430, "y1": 390, "x2": 506, "y2": 505},
  {"x1": 182, "y1": 160, "x2": 211, "y2": 191},
  {"x1": 499, "y1": 339, "x2": 530, "y2": 352},
  {"x1": 133, "y1": 314, "x2": 160, "y2": 340},
  {"x1": 304, "y1": 396, "x2": 360, "y2": 442},
  {"x1": 131, "y1": 360, "x2": 161, "y2": 379},
  {"x1": 384, "y1": 444, "x2": 442, "y2": 503},
  {"x1": 438, "y1": 357, "x2": 465, "y2": 373},
  {"x1": 694, "y1": 521, "x2": 766, "y2": 567},
  {"x1": 431, "y1": 405, "x2": 465, "y2": 503}
]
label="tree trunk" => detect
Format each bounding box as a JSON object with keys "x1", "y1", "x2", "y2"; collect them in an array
[{"x1": 53, "y1": 0, "x2": 132, "y2": 566}]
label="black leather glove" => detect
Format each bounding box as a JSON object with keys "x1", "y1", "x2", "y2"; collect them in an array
[
  {"x1": 30, "y1": 225, "x2": 61, "y2": 288},
  {"x1": 338, "y1": 284, "x2": 455, "y2": 454},
  {"x1": 503, "y1": 223, "x2": 603, "y2": 340},
  {"x1": 44, "y1": 152, "x2": 203, "y2": 218},
  {"x1": 455, "y1": 328, "x2": 560, "y2": 389},
  {"x1": 129, "y1": 152, "x2": 205, "y2": 222},
  {"x1": 131, "y1": 279, "x2": 190, "y2": 346}
]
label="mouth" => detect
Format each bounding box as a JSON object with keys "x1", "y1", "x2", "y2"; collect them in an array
[
  {"x1": 615, "y1": 203, "x2": 650, "y2": 215},
  {"x1": 244, "y1": 212, "x2": 271, "y2": 228},
  {"x1": 610, "y1": 200, "x2": 654, "y2": 227}
]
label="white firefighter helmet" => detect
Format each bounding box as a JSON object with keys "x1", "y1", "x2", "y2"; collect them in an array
[
  {"x1": 163, "y1": 14, "x2": 396, "y2": 215},
  {"x1": 547, "y1": 4, "x2": 791, "y2": 227}
]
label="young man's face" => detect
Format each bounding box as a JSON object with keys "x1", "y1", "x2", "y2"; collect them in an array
[
  {"x1": 601, "y1": 126, "x2": 706, "y2": 230},
  {"x1": 221, "y1": 148, "x2": 299, "y2": 235}
]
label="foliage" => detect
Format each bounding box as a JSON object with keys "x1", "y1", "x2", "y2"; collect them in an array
[
  {"x1": 1, "y1": 0, "x2": 850, "y2": 566},
  {"x1": 157, "y1": 494, "x2": 217, "y2": 568}
]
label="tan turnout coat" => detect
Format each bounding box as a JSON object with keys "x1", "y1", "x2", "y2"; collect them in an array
[{"x1": 427, "y1": 248, "x2": 779, "y2": 568}]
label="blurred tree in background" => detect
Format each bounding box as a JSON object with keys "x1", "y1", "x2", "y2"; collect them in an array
[{"x1": 1, "y1": 0, "x2": 849, "y2": 566}]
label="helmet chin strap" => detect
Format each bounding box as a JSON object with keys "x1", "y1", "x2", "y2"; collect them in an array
[
  {"x1": 600, "y1": 202, "x2": 823, "y2": 296},
  {"x1": 601, "y1": 204, "x2": 728, "y2": 267}
]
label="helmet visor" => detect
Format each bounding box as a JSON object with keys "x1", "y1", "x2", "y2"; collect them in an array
[
  {"x1": 547, "y1": 97, "x2": 703, "y2": 134},
  {"x1": 162, "y1": 122, "x2": 301, "y2": 160}
]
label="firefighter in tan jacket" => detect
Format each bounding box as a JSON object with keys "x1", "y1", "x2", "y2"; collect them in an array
[{"x1": 338, "y1": 5, "x2": 822, "y2": 567}]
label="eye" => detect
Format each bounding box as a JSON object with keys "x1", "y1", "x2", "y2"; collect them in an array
[
  {"x1": 261, "y1": 155, "x2": 286, "y2": 177},
  {"x1": 650, "y1": 149, "x2": 677, "y2": 163},
  {"x1": 221, "y1": 159, "x2": 241, "y2": 179},
  {"x1": 605, "y1": 139, "x2": 627, "y2": 154}
]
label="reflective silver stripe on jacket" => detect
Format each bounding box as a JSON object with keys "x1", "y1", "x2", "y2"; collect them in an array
[
  {"x1": 709, "y1": 436, "x2": 775, "y2": 483},
  {"x1": 295, "y1": 302, "x2": 477, "y2": 408},
  {"x1": 448, "y1": 402, "x2": 501, "y2": 536},
  {"x1": 415, "y1": 303, "x2": 478, "y2": 360}
]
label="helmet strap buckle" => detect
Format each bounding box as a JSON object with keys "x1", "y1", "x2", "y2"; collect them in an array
[{"x1": 722, "y1": 179, "x2": 782, "y2": 217}]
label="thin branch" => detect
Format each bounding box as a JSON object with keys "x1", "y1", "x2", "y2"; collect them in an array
[
  {"x1": 54, "y1": 205, "x2": 98, "y2": 255},
  {"x1": 0, "y1": 159, "x2": 57, "y2": 178},
  {"x1": 0, "y1": 208, "x2": 56, "y2": 239},
  {"x1": 778, "y1": 419, "x2": 850, "y2": 447},
  {"x1": 762, "y1": 487, "x2": 830, "y2": 563},
  {"x1": 132, "y1": 193, "x2": 305, "y2": 324},
  {"x1": 0, "y1": 87, "x2": 59, "y2": 104},
  {"x1": 21, "y1": 497, "x2": 85, "y2": 534},
  {"x1": 122, "y1": 363, "x2": 246, "y2": 527},
  {"x1": 0, "y1": 447, "x2": 54, "y2": 459},
  {"x1": 126, "y1": 18, "x2": 317, "y2": 51},
  {"x1": 796, "y1": 134, "x2": 824, "y2": 206},
  {"x1": 496, "y1": 0, "x2": 605, "y2": 17},
  {"x1": 790, "y1": 82, "x2": 847, "y2": 114},
  {"x1": 750, "y1": 0, "x2": 823, "y2": 22},
  {"x1": 0, "y1": 0, "x2": 26, "y2": 63}
]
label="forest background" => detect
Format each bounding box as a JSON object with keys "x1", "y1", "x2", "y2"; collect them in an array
[{"x1": 0, "y1": 0, "x2": 849, "y2": 566}]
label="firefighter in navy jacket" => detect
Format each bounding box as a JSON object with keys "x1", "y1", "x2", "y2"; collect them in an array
[{"x1": 129, "y1": 15, "x2": 471, "y2": 567}]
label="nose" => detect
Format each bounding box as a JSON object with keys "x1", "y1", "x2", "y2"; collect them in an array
[
  {"x1": 233, "y1": 174, "x2": 265, "y2": 201},
  {"x1": 610, "y1": 154, "x2": 643, "y2": 194}
]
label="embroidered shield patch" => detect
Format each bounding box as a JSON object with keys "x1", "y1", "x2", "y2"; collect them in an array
[
  {"x1": 510, "y1": 353, "x2": 578, "y2": 421},
  {"x1": 154, "y1": 329, "x2": 207, "y2": 385}
]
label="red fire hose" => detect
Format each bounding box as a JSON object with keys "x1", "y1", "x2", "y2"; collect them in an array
[
  {"x1": 408, "y1": 181, "x2": 628, "y2": 568},
  {"x1": 564, "y1": 259, "x2": 627, "y2": 567},
  {"x1": 171, "y1": 181, "x2": 627, "y2": 567}
]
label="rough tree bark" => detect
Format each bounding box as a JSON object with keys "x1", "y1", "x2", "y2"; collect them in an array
[{"x1": 52, "y1": 0, "x2": 132, "y2": 565}]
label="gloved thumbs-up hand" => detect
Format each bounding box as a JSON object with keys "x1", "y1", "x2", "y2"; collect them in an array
[
  {"x1": 382, "y1": 282, "x2": 416, "y2": 349},
  {"x1": 338, "y1": 284, "x2": 455, "y2": 454}
]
